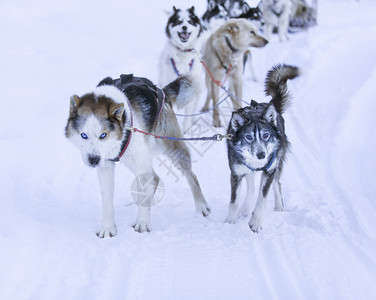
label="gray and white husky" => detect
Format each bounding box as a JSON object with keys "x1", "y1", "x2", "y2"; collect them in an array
[
  {"x1": 225, "y1": 64, "x2": 299, "y2": 232},
  {"x1": 260, "y1": 0, "x2": 293, "y2": 42},
  {"x1": 65, "y1": 74, "x2": 210, "y2": 237}
]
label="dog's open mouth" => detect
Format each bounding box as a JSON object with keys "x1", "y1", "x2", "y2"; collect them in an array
[{"x1": 178, "y1": 31, "x2": 191, "y2": 43}]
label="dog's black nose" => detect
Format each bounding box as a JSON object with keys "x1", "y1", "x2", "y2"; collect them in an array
[
  {"x1": 256, "y1": 152, "x2": 266, "y2": 160},
  {"x1": 88, "y1": 155, "x2": 100, "y2": 167},
  {"x1": 182, "y1": 26, "x2": 187, "y2": 31}
]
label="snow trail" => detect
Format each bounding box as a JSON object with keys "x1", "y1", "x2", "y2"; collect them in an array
[{"x1": 1, "y1": 0, "x2": 376, "y2": 299}]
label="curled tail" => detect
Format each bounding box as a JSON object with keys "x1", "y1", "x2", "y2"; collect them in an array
[
  {"x1": 265, "y1": 64, "x2": 300, "y2": 114},
  {"x1": 163, "y1": 75, "x2": 196, "y2": 110}
]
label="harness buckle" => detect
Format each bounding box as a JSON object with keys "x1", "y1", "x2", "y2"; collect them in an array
[{"x1": 213, "y1": 134, "x2": 223, "y2": 141}]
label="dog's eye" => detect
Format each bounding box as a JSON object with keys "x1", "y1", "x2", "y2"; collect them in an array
[
  {"x1": 250, "y1": 31, "x2": 255, "y2": 36},
  {"x1": 173, "y1": 20, "x2": 183, "y2": 26},
  {"x1": 262, "y1": 132, "x2": 270, "y2": 141},
  {"x1": 245, "y1": 134, "x2": 253, "y2": 141},
  {"x1": 81, "y1": 133, "x2": 88, "y2": 140},
  {"x1": 99, "y1": 133, "x2": 107, "y2": 139}
]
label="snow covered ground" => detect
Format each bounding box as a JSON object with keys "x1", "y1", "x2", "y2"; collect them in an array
[{"x1": 1, "y1": 0, "x2": 376, "y2": 299}]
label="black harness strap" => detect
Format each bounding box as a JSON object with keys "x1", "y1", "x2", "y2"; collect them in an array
[
  {"x1": 271, "y1": 5, "x2": 285, "y2": 18},
  {"x1": 108, "y1": 75, "x2": 165, "y2": 162}
]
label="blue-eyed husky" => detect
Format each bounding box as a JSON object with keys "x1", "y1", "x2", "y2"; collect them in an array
[
  {"x1": 65, "y1": 74, "x2": 210, "y2": 237},
  {"x1": 225, "y1": 64, "x2": 299, "y2": 232}
]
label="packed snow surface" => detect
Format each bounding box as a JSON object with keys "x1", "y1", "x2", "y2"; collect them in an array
[{"x1": 1, "y1": 0, "x2": 376, "y2": 299}]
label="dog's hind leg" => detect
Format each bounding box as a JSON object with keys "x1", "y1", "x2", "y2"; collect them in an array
[
  {"x1": 239, "y1": 172, "x2": 255, "y2": 218},
  {"x1": 249, "y1": 171, "x2": 275, "y2": 233},
  {"x1": 132, "y1": 171, "x2": 160, "y2": 233},
  {"x1": 164, "y1": 140, "x2": 211, "y2": 216},
  {"x1": 96, "y1": 162, "x2": 117, "y2": 238},
  {"x1": 225, "y1": 172, "x2": 244, "y2": 224}
]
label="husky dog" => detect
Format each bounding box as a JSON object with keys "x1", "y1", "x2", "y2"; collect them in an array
[
  {"x1": 202, "y1": 0, "x2": 264, "y2": 28},
  {"x1": 159, "y1": 6, "x2": 204, "y2": 132},
  {"x1": 290, "y1": 0, "x2": 317, "y2": 30},
  {"x1": 260, "y1": 0, "x2": 293, "y2": 42},
  {"x1": 65, "y1": 74, "x2": 210, "y2": 237},
  {"x1": 225, "y1": 64, "x2": 299, "y2": 232},
  {"x1": 201, "y1": 19, "x2": 268, "y2": 127},
  {"x1": 201, "y1": 1, "x2": 264, "y2": 83}
]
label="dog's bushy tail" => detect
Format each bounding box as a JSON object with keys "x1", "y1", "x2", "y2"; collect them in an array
[
  {"x1": 265, "y1": 64, "x2": 299, "y2": 114},
  {"x1": 163, "y1": 75, "x2": 195, "y2": 110}
]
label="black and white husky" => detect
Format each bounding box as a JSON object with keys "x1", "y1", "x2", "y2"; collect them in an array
[
  {"x1": 225, "y1": 64, "x2": 299, "y2": 232},
  {"x1": 202, "y1": 0, "x2": 264, "y2": 28},
  {"x1": 159, "y1": 6, "x2": 204, "y2": 131},
  {"x1": 65, "y1": 74, "x2": 210, "y2": 237}
]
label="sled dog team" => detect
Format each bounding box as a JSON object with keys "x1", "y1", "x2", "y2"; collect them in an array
[{"x1": 65, "y1": 2, "x2": 301, "y2": 237}]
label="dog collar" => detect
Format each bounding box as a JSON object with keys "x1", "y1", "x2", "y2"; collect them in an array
[
  {"x1": 109, "y1": 98, "x2": 133, "y2": 162},
  {"x1": 245, "y1": 151, "x2": 276, "y2": 172},
  {"x1": 175, "y1": 45, "x2": 195, "y2": 52},
  {"x1": 225, "y1": 36, "x2": 239, "y2": 53}
]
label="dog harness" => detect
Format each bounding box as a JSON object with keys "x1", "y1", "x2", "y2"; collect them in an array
[
  {"x1": 271, "y1": 5, "x2": 285, "y2": 18},
  {"x1": 170, "y1": 57, "x2": 194, "y2": 77},
  {"x1": 109, "y1": 75, "x2": 165, "y2": 162}
]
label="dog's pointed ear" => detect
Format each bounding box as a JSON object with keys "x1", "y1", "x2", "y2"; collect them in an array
[
  {"x1": 109, "y1": 102, "x2": 124, "y2": 123},
  {"x1": 226, "y1": 22, "x2": 240, "y2": 35},
  {"x1": 250, "y1": 100, "x2": 258, "y2": 108},
  {"x1": 173, "y1": 6, "x2": 179, "y2": 14},
  {"x1": 263, "y1": 104, "x2": 278, "y2": 126},
  {"x1": 230, "y1": 112, "x2": 246, "y2": 132},
  {"x1": 209, "y1": 1, "x2": 216, "y2": 10},
  {"x1": 188, "y1": 6, "x2": 195, "y2": 14},
  {"x1": 70, "y1": 95, "x2": 81, "y2": 114}
]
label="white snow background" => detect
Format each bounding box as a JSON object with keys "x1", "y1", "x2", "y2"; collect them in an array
[{"x1": 1, "y1": 0, "x2": 376, "y2": 299}]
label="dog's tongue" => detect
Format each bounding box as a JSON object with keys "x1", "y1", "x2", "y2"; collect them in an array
[{"x1": 179, "y1": 32, "x2": 190, "y2": 42}]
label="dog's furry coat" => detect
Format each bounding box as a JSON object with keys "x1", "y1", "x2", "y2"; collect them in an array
[
  {"x1": 226, "y1": 64, "x2": 299, "y2": 232},
  {"x1": 260, "y1": 0, "x2": 293, "y2": 42},
  {"x1": 201, "y1": 19, "x2": 268, "y2": 127},
  {"x1": 65, "y1": 75, "x2": 210, "y2": 237},
  {"x1": 159, "y1": 6, "x2": 204, "y2": 131}
]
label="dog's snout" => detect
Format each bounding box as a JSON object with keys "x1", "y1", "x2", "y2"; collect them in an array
[
  {"x1": 256, "y1": 152, "x2": 266, "y2": 160},
  {"x1": 88, "y1": 155, "x2": 101, "y2": 167},
  {"x1": 182, "y1": 25, "x2": 187, "y2": 31}
]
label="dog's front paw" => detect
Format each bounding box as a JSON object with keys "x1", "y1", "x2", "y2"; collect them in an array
[
  {"x1": 200, "y1": 105, "x2": 209, "y2": 112},
  {"x1": 224, "y1": 216, "x2": 237, "y2": 224},
  {"x1": 238, "y1": 203, "x2": 250, "y2": 218},
  {"x1": 97, "y1": 225, "x2": 117, "y2": 238},
  {"x1": 248, "y1": 213, "x2": 263, "y2": 233},
  {"x1": 213, "y1": 119, "x2": 222, "y2": 128},
  {"x1": 133, "y1": 222, "x2": 151, "y2": 233},
  {"x1": 196, "y1": 202, "x2": 211, "y2": 217}
]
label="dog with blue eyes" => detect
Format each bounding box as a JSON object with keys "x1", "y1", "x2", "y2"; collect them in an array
[
  {"x1": 65, "y1": 74, "x2": 210, "y2": 237},
  {"x1": 225, "y1": 64, "x2": 299, "y2": 233}
]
